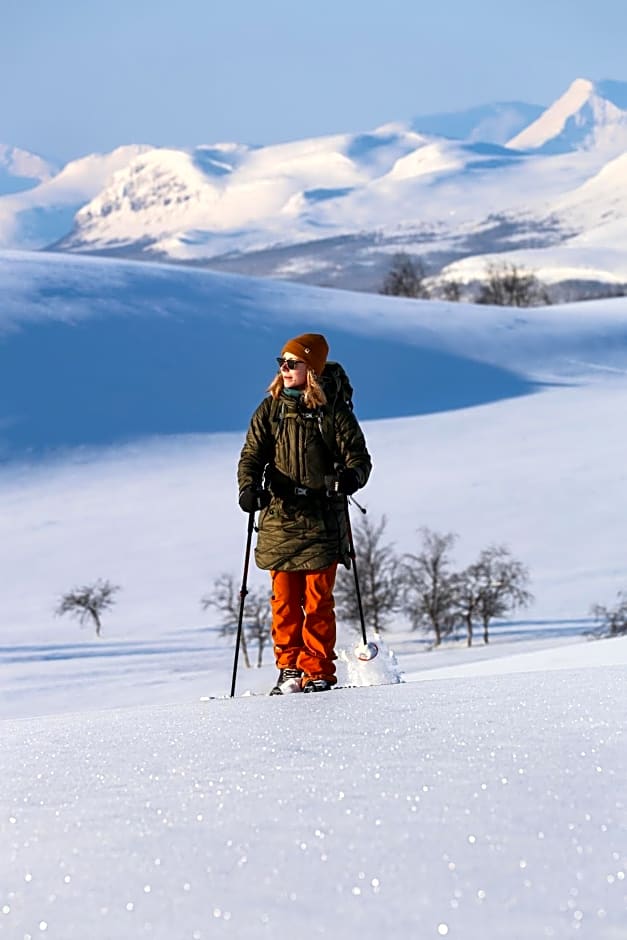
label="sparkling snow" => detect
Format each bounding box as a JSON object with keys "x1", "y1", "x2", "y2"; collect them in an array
[{"x1": 2, "y1": 665, "x2": 626, "y2": 939}]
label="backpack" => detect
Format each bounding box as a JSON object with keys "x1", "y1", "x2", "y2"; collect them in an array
[
  {"x1": 269, "y1": 360, "x2": 354, "y2": 461},
  {"x1": 321, "y1": 360, "x2": 354, "y2": 411}
]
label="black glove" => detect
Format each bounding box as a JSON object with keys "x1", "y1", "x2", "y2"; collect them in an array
[
  {"x1": 238, "y1": 485, "x2": 271, "y2": 513},
  {"x1": 335, "y1": 467, "x2": 360, "y2": 496}
]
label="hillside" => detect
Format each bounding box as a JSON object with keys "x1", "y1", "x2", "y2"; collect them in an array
[
  {"x1": 2, "y1": 250, "x2": 627, "y2": 939},
  {"x1": 4, "y1": 250, "x2": 627, "y2": 454},
  {"x1": 2, "y1": 250, "x2": 627, "y2": 680}
]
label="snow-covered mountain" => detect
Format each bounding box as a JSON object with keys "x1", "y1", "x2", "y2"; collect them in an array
[
  {"x1": 411, "y1": 100, "x2": 543, "y2": 144},
  {"x1": 0, "y1": 145, "x2": 151, "y2": 249},
  {"x1": 0, "y1": 143, "x2": 57, "y2": 195},
  {"x1": 508, "y1": 78, "x2": 627, "y2": 153},
  {"x1": 437, "y1": 142, "x2": 627, "y2": 291},
  {"x1": 57, "y1": 129, "x2": 533, "y2": 261},
  {"x1": 1, "y1": 78, "x2": 626, "y2": 291}
]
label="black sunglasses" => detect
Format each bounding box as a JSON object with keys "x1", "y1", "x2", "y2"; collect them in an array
[{"x1": 276, "y1": 357, "x2": 305, "y2": 370}]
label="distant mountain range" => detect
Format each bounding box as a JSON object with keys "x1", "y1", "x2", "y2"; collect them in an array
[
  {"x1": 411, "y1": 101, "x2": 543, "y2": 144},
  {"x1": 0, "y1": 144, "x2": 58, "y2": 196},
  {"x1": 1, "y1": 77, "x2": 626, "y2": 294}
]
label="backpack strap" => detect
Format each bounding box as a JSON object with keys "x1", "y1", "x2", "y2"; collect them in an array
[
  {"x1": 268, "y1": 397, "x2": 284, "y2": 438},
  {"x1": 316, "y1": 406, "x2": 337, "y2": 461}
]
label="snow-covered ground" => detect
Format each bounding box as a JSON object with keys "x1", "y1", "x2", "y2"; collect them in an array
[
  {"x1": 1, "y1": 251, "x2": 626, "y2": 938},
  {"x1": 3, "y1": 647, "x2": 627, "y2": 940}
]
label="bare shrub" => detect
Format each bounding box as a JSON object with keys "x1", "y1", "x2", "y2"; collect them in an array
[
  {"x1": 380, "y1": 253, "x2": 429, "y2": 298},
  {"x1": 477, "y1": 262, "x2": 551, "y2": 307},
  {"x1": 334, "y1": 513, "x2": 400, "y2": 635},
  {"x1": 462, "y1": 545, "x2": 533, "y2": 644},
  {"x1": 590, "y1": 593, "x2": 627, "y2": 637},
  {"x1": 56, "y1": 579, "x2": 120, "y2": 637},
  {"x1": 202, "y1": 574, "x2": 271, "y2": 668},
  {"x1": 400, "y1": 528, "x2": 459, "y2": 646}
]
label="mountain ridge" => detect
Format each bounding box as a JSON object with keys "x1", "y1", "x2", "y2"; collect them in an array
[
  {"x1": 1, "y1": 77, "x2": 626, "y2": 291},
  {"x1": 508, "y1": 77, "x2": 627, "y2": 152}
]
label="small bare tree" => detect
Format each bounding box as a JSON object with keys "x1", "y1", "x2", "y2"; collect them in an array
[
  {"x1": 243, "y1": 590, "x2": 273, "y2": 668},
  {"x1": 380, "y1": 253, "x2": 429, "y2": 298},
  {"x1": 202, "y1": 574, "x2": 272, "y2": 668},
  {"x1": 441, "y1": 279, "x2": 463, "y2": 301},
  {"x1": 590, "y1": 593, "x2": 627, "y2": 637},
  {"x1": 334, "y1": 513, "x2": 400, "y2": 636},
  {"x1": 433, "y1": 278, "x2": 463, "y2": 302},
  {"x1": 469, "y1": 545, "x2": 533, "y2": 643},
  {"x1": 400, "y1": 528, "x2": 459, "y2": 646},
  {"x1": 477, "y1": 262, "x2": 551, "y2": 307},
  {"x1": 452, "y1": 569, "x2": 482, "y2": 647},
  {"x1": 56, "y1": 579, "x2": 120, "y2": 637}
]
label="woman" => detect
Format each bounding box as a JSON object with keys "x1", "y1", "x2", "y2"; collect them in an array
[{"x1": 237, "y1": 333, "x2": 372, "y2": 694}]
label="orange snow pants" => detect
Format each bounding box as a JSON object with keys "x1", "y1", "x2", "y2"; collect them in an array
[{"x1": 270, "y1": 563, "x2": 338, "y2": 681}]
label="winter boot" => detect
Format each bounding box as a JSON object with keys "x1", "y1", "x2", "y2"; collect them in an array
[
  {"x1": 302, "y1": 677, "x2": 334, "y2": 693},
  {"x1": 270, "y1": 668, "x2": 303, "y2": 695}
]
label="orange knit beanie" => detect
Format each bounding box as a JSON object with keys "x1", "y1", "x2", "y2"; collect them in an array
[{"x1": 281, "y1": 333, "x2": 329, "y2": 376}]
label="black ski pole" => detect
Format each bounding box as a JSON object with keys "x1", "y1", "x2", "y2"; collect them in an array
[
  {"x1": 343, "y1": 495, "x2": 378, "y2": 661},
  {"x1": 230, "y1": 511, "x2": 255, "y2": 698}
]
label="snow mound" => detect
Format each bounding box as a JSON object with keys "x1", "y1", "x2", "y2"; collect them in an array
[{"x1": 338, "y1": 637, "x2": 404, "y2": 687}]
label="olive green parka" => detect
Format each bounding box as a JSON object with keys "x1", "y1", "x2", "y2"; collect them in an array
[{"x1": 237, "y1": 389, "x2": 372, "y2": 572}]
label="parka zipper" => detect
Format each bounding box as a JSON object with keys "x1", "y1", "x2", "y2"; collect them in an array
[{"x1": 295, "y1": 417, "x2": 303, "y2": 485}]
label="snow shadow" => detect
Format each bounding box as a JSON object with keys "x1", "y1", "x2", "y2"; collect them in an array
[
  {"x1": 0, "y1": 640, "x2": 214, "y2": 665},
  {"x1": 0, "y1": 312, "x2": 535, "y2": 455}
]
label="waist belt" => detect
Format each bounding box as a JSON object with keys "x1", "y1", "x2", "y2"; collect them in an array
[
  {"x1": 268, "y1": 466, "x2": 330, "y2": 501},
  {"x1": 271, "y1": 480, "x2": 326, "y2": 500},
  {"x1": 293, "y1": 485, "x2": 318, "y2": 497}
]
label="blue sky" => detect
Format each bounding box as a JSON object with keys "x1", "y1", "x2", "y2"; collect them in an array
[{"x1": 2, "y1": 0, "x2": 626, "y2": 163}]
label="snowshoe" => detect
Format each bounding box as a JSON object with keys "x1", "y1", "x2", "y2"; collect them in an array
[{"x1": 302, "y1": 678, "x2": 334, "y2": 693}]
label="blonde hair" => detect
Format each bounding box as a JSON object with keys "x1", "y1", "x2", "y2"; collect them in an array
[{"x1": 268, "y1": 368, "x2": 327, "y2": 409}]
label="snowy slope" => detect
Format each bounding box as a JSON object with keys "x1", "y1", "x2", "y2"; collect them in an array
[
  {"x1": 437, "y1": 143, "x2": 627, "y2": 289},
  {"x1": 2, "y1": 253, "x2": 627, "y2": 939},
  {"x1": 552, "y1": 150, "x2": 627, "y2": 230},
  {"x1": 3, "y1": 251, "x2": 627, "y2": 697},
  {"x1": 3, "y1": 374, "x2": 627, "y2": 684},
  {"x1": 0, "y1": 249, "x2": 536, "y2": 453},
  {"x1": 6, "y1": 248, "x2": 627, "y2": 455}
]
